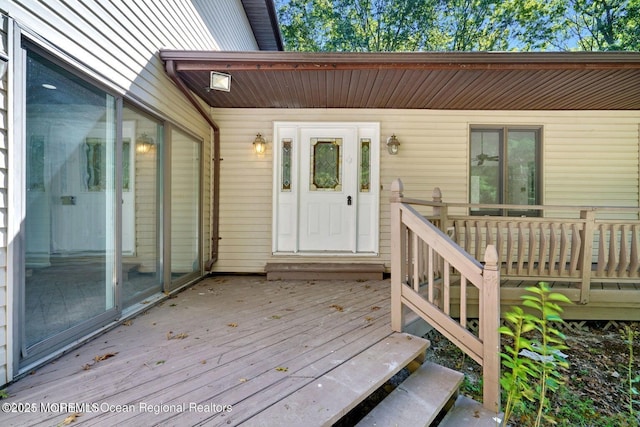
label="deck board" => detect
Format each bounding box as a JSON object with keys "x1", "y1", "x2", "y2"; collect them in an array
[{"x1": 3, "y1": 276, "x2": 396, "y2": 427}]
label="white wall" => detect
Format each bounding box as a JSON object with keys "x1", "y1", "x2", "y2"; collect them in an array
[{"x1": 211, "y1": 108, "x2": 640, "y2": 273}]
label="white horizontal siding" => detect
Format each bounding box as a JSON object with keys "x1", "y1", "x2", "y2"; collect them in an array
[
  {"x1": 0, "y1": 13, "x2": 8, "y2": 384},
  {"x1": 211, "y1": 108, "x2": 640, "y2": 273}
]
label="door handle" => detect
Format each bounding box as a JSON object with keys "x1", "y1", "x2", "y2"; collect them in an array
[{"x1": 347, "y1": 196, "x2": 352, "y2": 206}]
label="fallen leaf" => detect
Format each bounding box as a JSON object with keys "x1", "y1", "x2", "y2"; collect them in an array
[
  {"x1": 370, "y1": 306, "x2": 381, "y2": 311},
  {"x1": 365, "y1": 316, "x2": 375, "y2": 322},
  {"x1": 239, "y1": 378, "x2": 248, "y2": 382},
  {"x1": 60, "y1": 412, "x2": 81, "y2": 425},
  {"x1": 123, "y1": 320, "x2": 133, "y2": 326},
  {"x1": 82, "y1": 364, "x2": 91, "y2": 371},
  {"x1": 275, "y1": 367, "x2": 288, "y2": 372},
  {"x1": 330, "y1": 304, "x2": 344, "y2": 312},
  {"x1": 271, "y1": 315, "x2": 282, "y2": 319},
  {"x1": 227, "y1": 323, "x2": 238, "y2": 328},
  {"x1": 201, "y1": 360, "x2": 207, "y2": 364},
  {"x1": 156, "y1": 360, "x2": 165, "y2": 365},
  {"x1": 94, "y1": 352, "x2": 118, "y2": 362},
  {"x1": 167, "y1": 331, "x2": 189, "y2": 340}
]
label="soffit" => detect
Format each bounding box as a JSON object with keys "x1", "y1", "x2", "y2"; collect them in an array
[{"x1": 160, "y1": 51, "x2": 640, "y2": 110}]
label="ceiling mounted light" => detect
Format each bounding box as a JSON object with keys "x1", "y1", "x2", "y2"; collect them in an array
[
  {"x1": 386, "y1": 134, "x2": 400, "y2": 155},
  {"x1": 210, "y1": 71, "x2": 231, "y2": 92}
]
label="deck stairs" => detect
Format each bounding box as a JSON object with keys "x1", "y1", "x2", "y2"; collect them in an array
[{"x1": 244, "y1": 332, "x2": 499, "y2": 426}]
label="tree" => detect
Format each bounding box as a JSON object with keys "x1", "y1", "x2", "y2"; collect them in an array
[
  {"x1": 558, "y1": 0, "x2": 640, "y2": 50},
  {"x1": 276, "y1": 0, "x2": 441, "y2": 51},
  {"x1": 275, "y1": 0, "x2": 640, "y2": 51}
]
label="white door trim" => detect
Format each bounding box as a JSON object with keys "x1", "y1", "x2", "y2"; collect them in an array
[{"x1": 272, "y1": 122, "x2": 380, "y2": 256}]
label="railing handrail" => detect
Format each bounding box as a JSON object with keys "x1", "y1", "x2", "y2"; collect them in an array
[
  {"x1": 390, "y1": 179, "x2": 501, "y2": 413},
  {"x1": 399, "y1": 195, "x2": 640, "y2": 216}
]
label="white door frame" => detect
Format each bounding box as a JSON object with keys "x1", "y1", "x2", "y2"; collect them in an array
[{"x1": 272, "y1": 122, "x2": 380, "y2": 255}]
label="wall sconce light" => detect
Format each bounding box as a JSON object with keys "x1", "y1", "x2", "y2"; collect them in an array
[
  {"x1": 136, "y1": 134, "x2": 154, "y2": 154},
  {"x1": 386, "y1": 134, "x2": 400, "y2": 155},
  {"x1": 253, "y1": 133, "x2": 267, "y2": 155}
]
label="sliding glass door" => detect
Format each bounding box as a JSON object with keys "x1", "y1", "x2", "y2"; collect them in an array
[
  {"x1": 24, "y1": 49, "x2": 118, "y2": 362},
  {"x1": 169, "y1": 128, "x2": 201, "y2": 288},
  {"x1": 20, "y1": 42, "x2": 203, "y2": 369}
]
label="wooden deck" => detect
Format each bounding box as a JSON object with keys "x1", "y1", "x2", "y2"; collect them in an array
[{"x1": 3, "y1": 275, "x2": 405, "y2": 426}]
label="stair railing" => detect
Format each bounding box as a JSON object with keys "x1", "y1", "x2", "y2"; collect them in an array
[{"x1": 390, "y1": 178, "x2": 501, "y2": 413}]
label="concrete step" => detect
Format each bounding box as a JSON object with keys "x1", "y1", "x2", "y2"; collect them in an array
[
  {"x1": 438, "y1": 395, "x2": 502, "y2": 427},
  {"x1": 242, "y1": 332, "x2": 429, "y2": 426},
  {"x1": 355, "y1": 362, "x2": 464, "y2": 427},
  {"x1": 265, "y1": 262, "x2": 385, "y2": 280}
]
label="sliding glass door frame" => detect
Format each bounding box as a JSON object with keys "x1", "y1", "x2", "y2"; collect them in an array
[{"x1": 12, "y1": 29, "x2": 204, "y2": 374}]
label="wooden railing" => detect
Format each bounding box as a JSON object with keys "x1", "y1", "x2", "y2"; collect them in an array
[
  {"x1": 410, "y1": 187, "x2": 640, "y2": 304},
  {"x1": 390, "y1": 179, "x2": 501, "y2": 413}
]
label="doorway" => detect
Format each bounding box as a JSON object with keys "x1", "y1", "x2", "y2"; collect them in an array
[{"x1": 273, "y1": 122, "x2": 380, "y2": 255}]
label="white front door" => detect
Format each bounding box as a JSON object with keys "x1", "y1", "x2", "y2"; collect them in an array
[
  {"x1": 273, "y1": 122, "x2": 380, "y2": 255},
  {"x1": 298, "y1": 127, "x2": 357, "y2": 252}
]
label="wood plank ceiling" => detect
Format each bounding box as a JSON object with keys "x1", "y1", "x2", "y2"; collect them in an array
[{"x1": 159, "y1": 51, "x2": 640, "y2": 110}]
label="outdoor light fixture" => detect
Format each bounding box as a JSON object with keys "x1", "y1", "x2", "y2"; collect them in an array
[
  {"x1": 136, "y1": 134, "x2": 154, "y2": 154},
  {"x1": 253, "y1": 133, "x2": 267, "y2": 155},
  {"x1": 386, "y1": 134, "x2": 400, "y2": 155},
  {"x1": 210, "y1": 71, "x2": 231, "y2": 92}
]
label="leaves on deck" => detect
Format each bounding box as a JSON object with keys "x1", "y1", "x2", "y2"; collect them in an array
[
  {"x1": 227, "y1": 323, "x2": 238, "y2": 328},
  {"x1": 59, "y1": 412, "x2": 81, "y2": 425},
  {"x1": 330, "y1": 304, "x2": 344, "y2": 312},
  {"x1": 166, "y1": 331, "x2": 189, "y2": 340},
  {"x1": 82, "y1": 352, "x2": 119, "y2": 370},
  {"x1": 365, "y1": 316, "x2": 375, "y2": 322},
  {"x1": 370, "y1": 306, "x2": 381, "y2": 311},
  {"x1": 94, "y1": 352, "x2": 118, "y2": 362},
  {"x1": 271, "y1": 315, "x2": 282, "y2": 319},
  {"x1": 122, "y1": 320, "x2": 133, "y2": 326},
  {"x1": 275, "y1": 367, "x2": 288, "y2": 372}
]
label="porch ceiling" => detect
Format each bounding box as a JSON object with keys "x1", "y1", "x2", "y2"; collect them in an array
[{"x1": 159, "y1": 50, "x2": 640, "y2": 110}]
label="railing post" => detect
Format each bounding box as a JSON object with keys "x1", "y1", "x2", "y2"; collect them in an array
[
  {"x1": 481, "y1": 245, "x2": 501, "y2": 413},
  {"x1": 579, "y1": 209, "x2": 595, "y2": 304},
  {"x1": 432, "y1": 187, "x2": 449, "y2": 234},
  {"x1": 390, "y1": 179, "x2": 405, "y2": 332}
]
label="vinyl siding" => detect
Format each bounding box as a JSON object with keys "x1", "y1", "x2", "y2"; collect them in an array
[
  {"x1": 211, "y1": 108, "x2": 640, "y2": 273},
  {"x1": 0, "y1": 13, "x2": 8, "y2": 384}
]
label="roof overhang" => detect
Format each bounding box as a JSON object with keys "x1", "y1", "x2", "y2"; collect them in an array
[
  {"x1": 159, "y1": 50, "x2": 640, "y2": 110},
  {"x1": 240, "y1": 0, "x2": 283, "y2": 51}
]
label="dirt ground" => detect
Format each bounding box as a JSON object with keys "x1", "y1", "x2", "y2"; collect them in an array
[{"x1": 426, "y1": 321, "x2": 640, "y2": 426}]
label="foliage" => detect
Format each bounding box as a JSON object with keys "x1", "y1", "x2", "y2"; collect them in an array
[
  {"x1": 621, "y1": 325, "x2": 640, "y2": 417},
  {"x1": 558, "y1": 0, "x2": 640, "y2": 51},
  {"x1": 499, "y1": 282, "x2": 572, "y2": 427},
  {"x1": 554, "y1": 385, "x2": 639, "y2": 427},
  {"x1": 275, "y1": 0, "x2": 640, "y2": 51}
]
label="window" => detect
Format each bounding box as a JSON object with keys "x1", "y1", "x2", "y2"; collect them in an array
[{"x1": 469, "y1": 126, "x2": 541, "y2": 216}]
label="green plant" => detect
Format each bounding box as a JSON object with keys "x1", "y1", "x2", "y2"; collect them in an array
[
  {"x1": 621, "y1": 325, "x2": 640, "y2": 417},
  {"x1": 499, "y1": 282, "x2": 572, "y2": 427},
  {"x1": 0, "y1": 388, "x2": 8, "y2": 399},
  {"x1": 499, "y1": 305, "x2": 537, "y2": 423}
]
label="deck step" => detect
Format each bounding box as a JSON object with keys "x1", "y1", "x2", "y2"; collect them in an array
[
  {"x1": 243, "y1": 332, "x2": 429, "y2": 426},
  {"x1": 265, "y1": 262, "x2": 385, "y2": 280},
  {"x1": 355, "y1": 362, "x2": 464, "y2": 427},
  {"x1": 438, "y1": 395, "x2": 502, "y2": 427}
]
